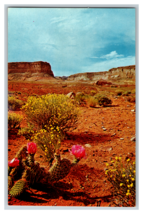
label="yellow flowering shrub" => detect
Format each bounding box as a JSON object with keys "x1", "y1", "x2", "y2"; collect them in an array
[
  {"x1": 105, "y1": 157, "x2": 136, "y2": 206},
  {"x1": 21, "y1": 94, "x2": 79, "y2": 162},
  {"x1": 22, "y1": 94, "x2": 79, "y2": 132},
  {"x1": 8, "y1": 112, "x2": 23, "y2": 130},
  {"x1": 32, "y1": 127, "x2": 63, "y2": 162}
]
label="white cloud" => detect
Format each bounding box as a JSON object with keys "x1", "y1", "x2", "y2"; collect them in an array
[
  {"x1": 101, "y1": 51, "x2": 124, "y2": 59},
  {"x1": 82, "y1": 56, "x2": 135, "y2": 73}
]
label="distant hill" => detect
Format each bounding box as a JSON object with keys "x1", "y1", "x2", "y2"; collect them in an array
[
  {"x1": 67, "y1": 65, "x2": 135, "y2": 82},
  {"x1": 8, "y1": 62, "x2": 135, "y2": 83}
]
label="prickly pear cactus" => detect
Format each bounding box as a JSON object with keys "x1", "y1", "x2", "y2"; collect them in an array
[{"x1": 9, "y1": 179, "x2": 27, "y2": 197}]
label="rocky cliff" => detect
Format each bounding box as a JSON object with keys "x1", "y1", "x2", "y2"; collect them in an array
[
  {"x1": 8, "y1": 61, "x2": 54, "y2": 81},
  {"x1": 67, "y1": 65, "x2": 135, "y2": 82}
]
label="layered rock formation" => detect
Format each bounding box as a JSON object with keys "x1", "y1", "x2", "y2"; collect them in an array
[
  {"x1": 8, "y1": 61, "x2": 54, "y2": 76},
  {"x1": 67, "y1": 65, "x2": 135, "y2": 82},
  {"x1": 8, "y1": 61, "x2": 54, "y2": 81}
]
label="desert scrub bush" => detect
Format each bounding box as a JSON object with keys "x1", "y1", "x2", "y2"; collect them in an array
[
  {"x1": 22, "y1": 94, "x2": 79, "y2": 132},
  {"x1": 105, "y1": 157, "x2": 136, "y2": 207},
  {"x1": 95, "y1": 94, "x2": 112, "y2": 106},
  {"x1": 18, "y1": 123, "x2": 35, "y2": 140},
  {"x1": 90, "y1": 90, "x2": 97, "y2": 96},
  {"x1": 32, "y1": 128, "x2": 64, "y2": 162},
  {"x1": 131, "y1": 89, "x2": 136, "y2": 94},
  {"x1": 21, "y1": 94, "x2": 79, "y2": 162},
  {"x1": 74, "y1": 92, "x2": 86, "y2": 103},
  {"x1": 86, "y1": 96, "x2": 98, "y2": 108},
  {"x1": 115, "y1": 90, "x2": 123, "y2": 96},
  {"x1": 127, "y1": 95, "x2": 136, "y2": 103},
  {"x1": 122, "y1": 91, "x2": 131, "y2": 96},
  {"x1": 8, "y1": 96, "x2": 23, "y2": 111},
  {"x1": 8, "y1": 112, "x2": 23, "y2": 131}
]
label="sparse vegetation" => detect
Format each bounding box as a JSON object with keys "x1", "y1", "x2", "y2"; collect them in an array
[
  {"x1": 90, "y1": 90, "x2": 97, "y2": 96},
  {"x1": 8, "y1": 96, "x2": 23, "y2": 111},
  {"x1": 122, "y1": 91, "x2": 131, "y2": 96},
  {"x1": 95, "y1": 94, "x2": 112, "y2": 106},
  {"x1": 8, "y1": 112, "x2": 23, "y2": 131},
  {"x1": 115, "y1": 90, "x2": 123, "y2": 96},
  {"x1": 86, "y1": 96, "x2": 98, "y2": 108},
  {"x1": 127, "y1": 95, "x2": 136, "y2": 103}
]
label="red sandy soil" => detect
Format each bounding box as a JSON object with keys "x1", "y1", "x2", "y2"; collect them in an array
[{"x1": 8, "y1": 81, "x2": 136, "y2": 207}]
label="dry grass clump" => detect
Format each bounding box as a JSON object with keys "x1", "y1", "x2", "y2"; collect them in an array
[
  {"x1": 122, "y1": 91, "x2": 131, "y2": 96},
  {"x1": 86, "y1": 96, "x2": 98, "y2": 108},
  {"x1": 8, "y1": 112, "x2": 23, "y2": 131},
  {"x1": 8, "y1": 96, "x2": 23, "y2": 111}
]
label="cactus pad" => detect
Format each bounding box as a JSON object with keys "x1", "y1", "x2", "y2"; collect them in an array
[{"x1": 9, "y1": 179, "x2": 27, "y2": 197}]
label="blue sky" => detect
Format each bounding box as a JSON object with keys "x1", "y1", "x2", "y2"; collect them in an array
[{"x1": 8, "y1": 8, "x2": 136, "y2": 76}]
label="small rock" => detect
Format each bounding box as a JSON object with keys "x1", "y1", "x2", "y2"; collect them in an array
[
  {"x1": 107, "y1": 147, "x2": 113, "y2": 151},
  {"x1": 66, "y1": 91, "x2": 75, "y2": 98},
  {"x1": 103, "y1": 128, "x2": 107, "y2": 131},
  {"x1": 131, "y1": 109, "x2": 135, "y2": 112},
  {"x1": 120, "y1": 138, "x2": 124, "y2": 140},
  {"x1": 85, "y1": 144, "x2": 92, "y2": 148},
  {"x1": 111, "y1": 133, "x2": 116, "y2": 136},
  {"x1": 131, "y1": 137, "x2": 136, "y2": 142}
]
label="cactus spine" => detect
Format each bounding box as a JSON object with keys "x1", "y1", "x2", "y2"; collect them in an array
[{"x1": 9, "y1": 179, "x2": 27, "y2": 197}]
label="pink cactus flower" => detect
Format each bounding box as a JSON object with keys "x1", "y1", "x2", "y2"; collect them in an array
[
  {"x1": 8, "y1": 158, "x2": 19, "y2": 167},
  {"x1": 70, "y1": 145, "x2": 86, "y2": 160},
  {"x1": 27, "y1": 142, "x2": 37, "y2": 154}
]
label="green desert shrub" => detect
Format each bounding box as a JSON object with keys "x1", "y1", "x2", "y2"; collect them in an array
[
  {"x1": 8, "y1": 96, "x2": 23, "y2": 111},
  {"x1": 8, "y1": 112, "x2": 23, "y2": 130},
  {"x1": 105, "y1": 157, "x2": 136, "y2": 207}
]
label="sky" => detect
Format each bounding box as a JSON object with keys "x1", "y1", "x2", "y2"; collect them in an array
[{"x1": 8, "y1": 7, "x2": 136, "y2": 76}]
